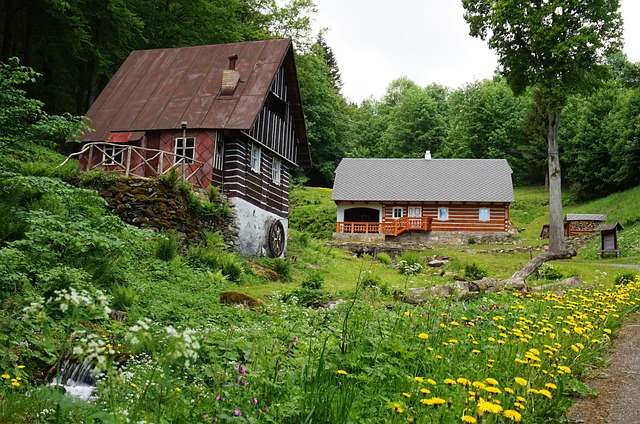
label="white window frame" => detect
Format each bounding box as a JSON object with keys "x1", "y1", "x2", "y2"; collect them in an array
[
  {"x1": 392, "y1": 207, "x2": 403, "y2": 219},
  {"x1": 479, "y1": 208, "x2": 490, "y2": 221},
  {"x1": 175, "y1": 137, "x2": 195, "y2": 164},
  {"x1": 103, "y1": 144, "x2": 124, "y2": 166},
  {"x1": 250, "y1": 143, "x2": 262, "y2": 173},
  {"x1": 213, "y1": 133, "x2": 224, "y2": 170},
  {"x1": 438, "y1": 207, "x2": 449, "y2": 220},
  {"x1": 408, "y1": 206, "x2": 422, "y2": 217},
  {"x1": 272, "y1": 157, "x2": 281, "y2": 185}
]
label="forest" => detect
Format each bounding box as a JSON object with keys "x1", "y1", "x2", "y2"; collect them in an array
[{"x1": 1, "y1": 0, "x2": 640, "y2": 198}]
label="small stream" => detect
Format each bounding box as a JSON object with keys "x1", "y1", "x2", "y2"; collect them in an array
[{"x1": 50, "y1": 362, "x2": 97, "y2": 401}]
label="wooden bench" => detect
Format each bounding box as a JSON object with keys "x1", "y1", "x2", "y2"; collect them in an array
[{"x1": 598, "y1": 249, "x2": 621, "y2": 258}]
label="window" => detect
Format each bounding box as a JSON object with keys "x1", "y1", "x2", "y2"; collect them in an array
[
  {"x1": 103, "y1": 144, "x2": 123, "y2": 166},
  {"x1": 214, "y1": 133, "x2": 224, "y2": 169},
  {"x1": 392, "y1": 207, "x2": 403, "y2": 219},
  {"x1": 250, "y1": 143, "x2": 261, "y2": 173},
  {"x1": 438, "y1": 207, "x2": 449, "y2": 220},
  {"x1": 175, "y1": 137, "x2": 195, "y2": 164},
  {"x1": 479, "y1": 208, "x2": 490, "y2": 221},
  {"x1": 272, "y1": 157, "x2": 281, "y2": 185}
]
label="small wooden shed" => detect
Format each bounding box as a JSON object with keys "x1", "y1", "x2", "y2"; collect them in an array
[{"x1": 598, "y1": 222, "x2": 623, "y2": 258}]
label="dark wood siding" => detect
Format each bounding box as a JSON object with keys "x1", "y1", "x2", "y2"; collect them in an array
[
  {"x1": 247, "y1": 66, "x2": 298, "y2": 165},
  {"x1": 222, "y1": 135, "x2": 289, "y2": 217},
  {"x1": 382, "y1": 202, "x2": 509, "y2": 232}
]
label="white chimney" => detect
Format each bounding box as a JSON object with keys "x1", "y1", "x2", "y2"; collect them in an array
[{"x1": 424, "y1": 150, "x2": 431, "y2": 160}]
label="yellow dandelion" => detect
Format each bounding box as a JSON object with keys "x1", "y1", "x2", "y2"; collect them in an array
[
  {"x1": 420, "y1": 388, "x2": 431, "y2": 394},
  {"x1": 472, "y1": 349, "x2": 481, "y2": 354},
  {"x1": 462, "y1": 415, "x2": 477, "y2": 423},
  {"x1": 527, "y1": 388, "x2": 539, "y2": 395},
  {"x1": 421, "y1": 397, "x2": 446, "y2": 406},
  {"x1": 558, "y1": 365, "x2": 572, "y2": 374},
  {"x1": 444, "y1": 378, "x2": 456, "y2": 385},
  {"x1": 472, "y1": 381, "x2": 487, "y2": 390},
  {"x1": 418, "y1": 333, "x2": 429, "y2": 339},
  {"x1": 503, "y1": 409, "x2": 522, "y2": 422},
  {"x1": 538, "y1": 389, "x2": 552, "y2": 399},
  {"x1": 337, "y1": 369, "x2": 347, "y2": 375},
  {"x1": 604, "y1": 328, "x2": 612, "y2": 334},
  {"x1": 505, "y1": 387, "x2": 515, "y2": 394},
  {"x1": 477, "y1": 400, "x2": 502, "y2": 414},
  {"x1": 516, "y1": 396, "x2": 526, "y2": 402},
  {"x1": 457, "y1": 377, "x2": 470, "y2": 386},
  {"x1": 17, "y1": 365, "x2": 25, "y2": 369},
  {"x1": 175, "y1": 387, "x2": 181, "y2": 392},
  {"x1": 427, "y1": 378, "x2": 437, "y2": 385},
  {"x1": 485, "y1": 377, "x2": 499, "y2": 386},
  {"x1": 486, "y1": 387, "x2": 502, "y2": 394},
  {"x1": 1, "y1": 374, "x2": 9, "y2": 379},
  {"x1": 404, "y1": 311, "x2": 412, "y2": 317},
  {"x1": 131, "y1": 383, "x2": 138, "y2": 388},
  {"x1": 414, "y1": 376, "x2": 424, "y2": 383},
  {"x1": 514, "y1": 402, "x2": 525, "y2": 410},
  {"x1": 11, "y1": 381, "x2": 20, "y2": 387},
  {"x1": 545, "y1": 382, "x2": 557, "y2": 390},
  {"x1": 402, "y1": 392, "x2": 411, "y2": 398},
  {"x1": 514, "y1": 377, "x2": 528, "y2": 386}
]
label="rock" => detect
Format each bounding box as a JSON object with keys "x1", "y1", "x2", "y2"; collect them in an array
[
  {"x1": 428, "y1": 259, "x2": 447, "y2": 267},
  {"x1": 219, "y1": 291, "x2": 262, "y2": 308}
]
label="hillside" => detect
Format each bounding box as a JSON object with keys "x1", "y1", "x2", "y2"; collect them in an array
[{"x1": 1, "y1": 144, "x2": 639, "y2": 423}]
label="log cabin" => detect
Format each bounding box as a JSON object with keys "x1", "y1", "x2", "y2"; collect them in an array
[
  {"x1": 331, "y1": 155, "x2": 515, "y2": 244},
  {"x1": 72, "y1": 39, "x2": 310, "y2": 257}
]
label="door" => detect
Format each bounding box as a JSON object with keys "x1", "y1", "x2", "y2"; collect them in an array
[{"x1": 407, "y1": 206, "x2": 422, "y2": 229}]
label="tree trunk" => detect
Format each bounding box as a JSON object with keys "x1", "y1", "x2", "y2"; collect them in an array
[
  {"x1": 547, "y1": 109, "x2": 566, "y2": 253},
  {"x1": 509, "y1": 248, "x2": 577, "y2": 281}
]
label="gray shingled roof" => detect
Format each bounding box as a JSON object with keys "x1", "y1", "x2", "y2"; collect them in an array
[
  {"x1": 331, "y1": 158, "x2": 514, "y2": 202},
  {"x1": 565, "y1": 214, "x2": 607, "y2": 222}
]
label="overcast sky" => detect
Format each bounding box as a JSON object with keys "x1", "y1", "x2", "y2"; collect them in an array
[{"x1": 311, "y1": 1, "x2": 640, "y2": 104}]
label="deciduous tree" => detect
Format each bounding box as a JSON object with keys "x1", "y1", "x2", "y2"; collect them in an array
[{"x1": 462, "y1": 0, "x2": 623, "y2": 252}]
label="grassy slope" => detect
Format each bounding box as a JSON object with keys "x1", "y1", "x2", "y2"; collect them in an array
[{"x1": 251, "y1": 185, "x2": 640, "y2": 299}]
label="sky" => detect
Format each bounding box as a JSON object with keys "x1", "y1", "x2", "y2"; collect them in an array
[{"x1": 311, "y1": 1, "x2": 640, "y2": 104}]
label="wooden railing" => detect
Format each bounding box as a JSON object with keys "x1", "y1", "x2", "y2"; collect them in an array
[
  {"x1": 59, "y1": 142, "x2": 206, "y2": 185},
  {"x1": 336, "y1": 217, "x2": 432, "y2": 236},
  {"x1": 335, "y1": 222, "x2": 381, "y2": 234}
]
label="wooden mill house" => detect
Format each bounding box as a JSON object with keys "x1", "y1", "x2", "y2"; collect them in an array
[
  {"x1": 73, "y1": 38, "x2": 310, "y2": 257},
  {"x1": 331, "y1": 155, "x2": 515, "y2": 244}
]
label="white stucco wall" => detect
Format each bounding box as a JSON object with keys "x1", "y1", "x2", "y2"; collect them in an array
[
  {"x1": 336, "y1": 202, "x2": 383, "y2": 222},
  {"x1": 230, "y1": 197, "x2": 288, "y2": 257}
]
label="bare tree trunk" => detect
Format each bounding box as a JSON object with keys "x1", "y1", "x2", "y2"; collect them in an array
[
  {"x1": 510, "y1": 248, "x2": 577, "y2": 281},
  {"x1": 547, "y1": 110, "x2": 566, "y2": 253}
]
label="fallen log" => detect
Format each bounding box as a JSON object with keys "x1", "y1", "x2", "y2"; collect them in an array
[{"x1": 509, "y1": 248, "x2": 577, "y2": 281}]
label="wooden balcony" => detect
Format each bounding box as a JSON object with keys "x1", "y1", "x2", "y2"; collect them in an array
[{"x1": 336, "y1": 217, "x2": 432, "y2": 237}]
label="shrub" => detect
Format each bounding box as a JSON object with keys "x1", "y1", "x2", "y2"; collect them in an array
[
  {"x1": 156, "y1": 230, "x2": 180, "y2": 261},
  {"x1": 360, "y1": 270, "x2": 382, "y2": 288},
  {"x1": 467, "y1": 237, "x2": 477, "y2": 245},
  {"x1": 376, "y1": 252, "x2": 392, "y2": 266},
  {"x1": 537, "y1": 263, "x2": 563, "y2": 281},
  {"x1": 464, "y1": 262, "x2": 488, "y2": 281},
  {"x1": 302, "y1": 271, "x2": 324, "y2": 290},
  {"x1": 398, "y1": 251, "x2": 424, "y2": 275},
  {"x1": 111, "y1": 283, "x2": 138, "y2": 311},
  {"x1": 614, "y1": 272, "x2": 636, "y2": 285},
  {"x1": 262, "y1": 257, "x2": 292, "y2": 281}
]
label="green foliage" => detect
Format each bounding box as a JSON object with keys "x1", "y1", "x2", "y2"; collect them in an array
[
  {"x1": 0, "y1": 57, "x2": 86, "y2": 148},
  {"x1": 397, "y1": 251, "x2": 424, "y2": 275},
  {"x1": 288, "y1": 187, "x2": 336, "y2": 239},
  {"x1": 155, "y1": 230, "x2": 180, "y2": 261},
  {"x1": 261, "y1": 257, "x2": 292, "y2": 282},
  {"x1": 111, "y1": 283, "x2": 138, "y2": 311},
  {"x1": 376, "y1": 252, "x2": 392, "y2": 266},
  {"x1": 614, "y1": 272, "x2": 636, "y2": 285},
  {"x1": 537, "y1": 263, "x2": 564, "y2": 281},
  {"x1": 464, "y1": 262, "x2": 488, "y2": 281}
]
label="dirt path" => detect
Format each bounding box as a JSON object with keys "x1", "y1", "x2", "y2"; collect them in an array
[{"x1": 568, "y1": 313, "x2": 640, "y2": 423}]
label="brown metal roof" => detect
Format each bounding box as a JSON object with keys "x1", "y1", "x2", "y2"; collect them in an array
[{"x1": 81, "y1": 39, "x2": 308, "y2": 160}]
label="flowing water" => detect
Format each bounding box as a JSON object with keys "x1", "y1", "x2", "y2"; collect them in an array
[{"x1": 49, "y1": 362, "x2": 97, "y2": 401}]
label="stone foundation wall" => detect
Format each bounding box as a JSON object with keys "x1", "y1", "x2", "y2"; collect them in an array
[
  {"x1": 331, "y1": 232, "x2": 386, "y2": 243},
  {"x1": 396, "y1": 230, "x2": 518, "y2": 245},
  {"x1": 80, "y1": 177, "x2": 237, "y2": 247}
]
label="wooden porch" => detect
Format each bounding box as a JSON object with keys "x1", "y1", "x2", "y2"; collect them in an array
[
  {"x1": 336, "y1": 217, "x2": 432, "y2": 237},
  {"x1": 59, "y1": 142, "x2": 207, "y2": 186}
]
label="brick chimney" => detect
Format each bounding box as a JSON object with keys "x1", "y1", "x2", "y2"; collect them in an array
[{"x1": 221, "y1": 54, "x2": 240, "y2": 96}]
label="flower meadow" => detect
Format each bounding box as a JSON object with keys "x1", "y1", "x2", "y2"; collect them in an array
[{"x1": 1, "y1": 272, "x2": 638, "y2": 423}]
